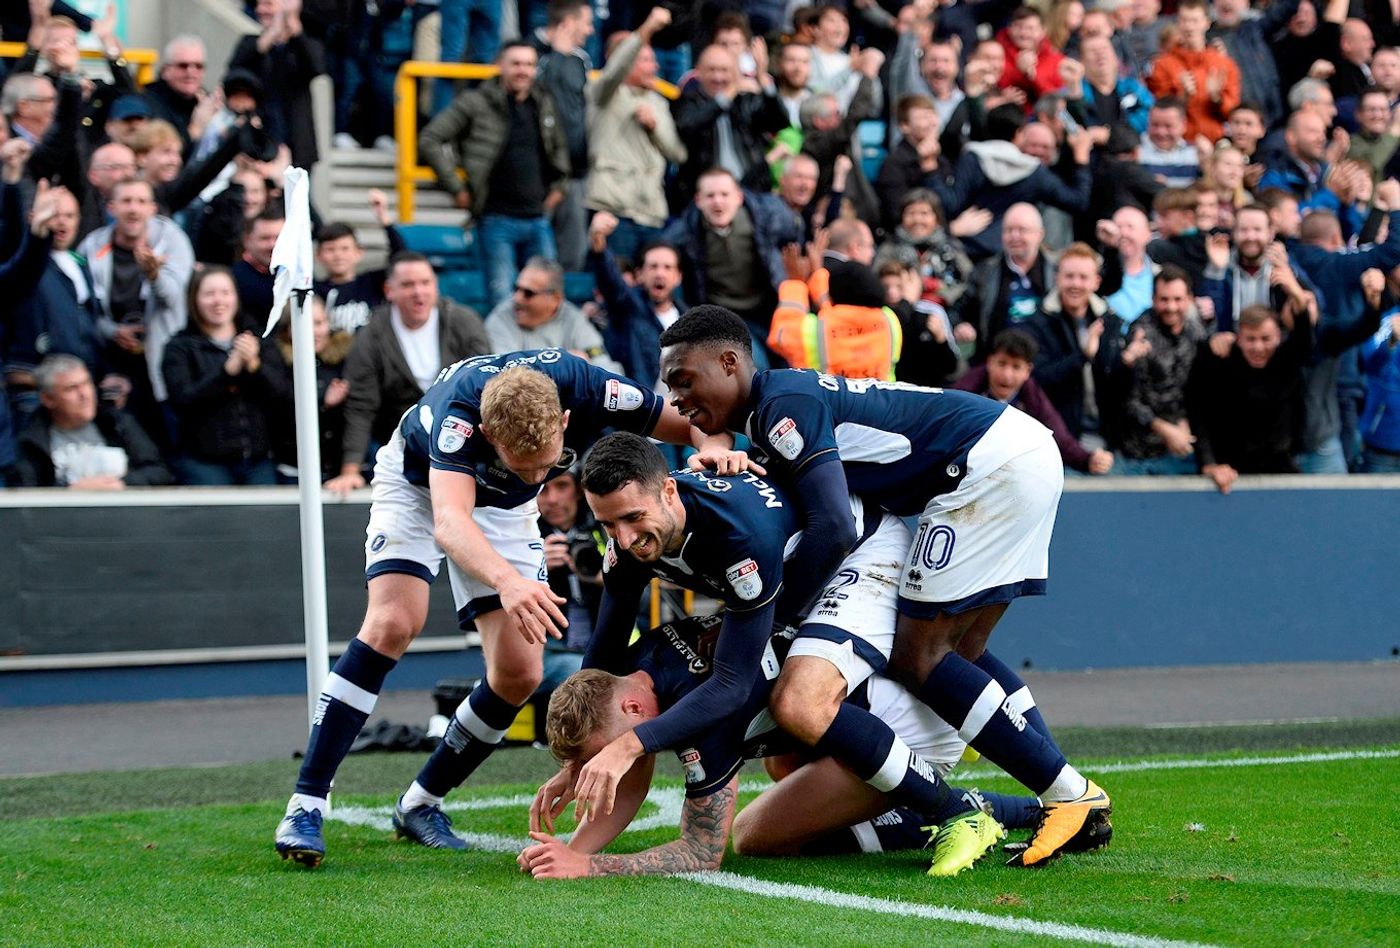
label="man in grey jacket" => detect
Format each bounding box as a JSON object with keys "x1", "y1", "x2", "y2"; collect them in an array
[
  {"x1": 78, "y1": 177, "x2": 193, "y2": 446},
  {"x1": 483, "y1": 257, "x2": 621, "y2": 374}
]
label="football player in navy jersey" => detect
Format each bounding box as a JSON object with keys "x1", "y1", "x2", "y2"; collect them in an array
[
  {"x1": 536, "y1": 432, "x2": 1018, "y2": 875},
  {"x1": 516, "y1": 616, "x2": 1039, "y2": 878},
  {"x1": 275, "y1": 350, "x2": 749, "y2": 868},
  {"x1": 654, "y1": 306, "x2": 1112, "y2": 869}
]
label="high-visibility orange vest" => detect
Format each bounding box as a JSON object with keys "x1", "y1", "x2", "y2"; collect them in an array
[{"x1": 767, "y1": 272, "x2": 903, "y2": 380}]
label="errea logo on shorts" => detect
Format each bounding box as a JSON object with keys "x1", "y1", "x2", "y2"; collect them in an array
[
  {"x1": 767, "y1": 417, "x2": 804, "y2": 460},
  {"x1": 725, "y1": 558, "x2": 763, "y2": 600},
  {"x1": 604, "y1": 378, "x2": 645, "y2": 411},
  {"x1": 437, "y1": 415, "x2": 473, "y2": 454}
]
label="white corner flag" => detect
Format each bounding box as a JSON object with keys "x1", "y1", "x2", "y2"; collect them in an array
[
  {"x1": 269, "y1": 166, "x2": 331, "y2": 728},
  {"x1": 265, "y1": 166, "x2": 315, "y2": 337}
]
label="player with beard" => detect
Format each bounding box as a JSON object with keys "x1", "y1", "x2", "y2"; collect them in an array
[
  {"x1": 645, "y1": 306, "x2": 1113, "y2": 869},
  {"x1": 519, "y1": 617, "x2": 1040, "y2": 878},
  {"x1": 533, "y1": 432, "x2": 1028, "y2": 875}
]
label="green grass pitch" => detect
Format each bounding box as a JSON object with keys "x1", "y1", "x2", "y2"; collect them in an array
[{"x1": 2, "y1": 722, "x2": 1398, "y2": 946}]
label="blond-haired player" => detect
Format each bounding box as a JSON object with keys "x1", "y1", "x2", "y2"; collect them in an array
[
  {"x1": 276, "y1": 349, "x2": 748, "y2": 867},
  {"x1": 519, "y1": 618, "x2": 1039, "y2": 878}
]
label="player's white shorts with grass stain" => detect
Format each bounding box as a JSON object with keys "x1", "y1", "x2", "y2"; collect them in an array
[
  {"x1": 363, "y1": 429, "x2": 546, "y2": 627},
  {"x1": 898, "y1": 407, "x2": 1062, "y2": 618}
]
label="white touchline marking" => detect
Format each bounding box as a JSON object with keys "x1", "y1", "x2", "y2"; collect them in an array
[
  {"x1": 953, "y1": 748, "x2": 1400, "y2": 780},
  {"x1": 678, "y1": 872, "x2": 1218, "y2": 948},
  {"x1": 331, "y1": 785, "x2": 689, "y2": 850},
  {"x1": 327, "y1": 748, "x2": 1392, "y2": 945},
  {"x1": 1144, "y1": 717, "x2": 1342, "y2": 730}
]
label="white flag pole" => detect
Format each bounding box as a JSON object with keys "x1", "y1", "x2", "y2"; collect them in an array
[
  {"x1": 266, "y1": 167, "x2": 329, "y2": 729},
  {"x1": 289, "y1": 286, "x2": 330, "y2": 729}
]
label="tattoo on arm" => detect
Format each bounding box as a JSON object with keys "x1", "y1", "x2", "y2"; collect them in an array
[{"x1": 588, "y1": 781, "x2": 737, "y2": 876}]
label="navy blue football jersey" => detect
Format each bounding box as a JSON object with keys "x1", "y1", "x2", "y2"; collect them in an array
[
  {"x1": 742, "y1": 370, "x2": 1008, "y2": 515},
  {"x1": 396, "y1": 349, "x2": 663, "y2": 507},
  {"x1": 602, "y1": 467, "x2": 799, "y2": 613},
  {"x1": 631, "y1": 615, "x2": 796, "y2": 798}
]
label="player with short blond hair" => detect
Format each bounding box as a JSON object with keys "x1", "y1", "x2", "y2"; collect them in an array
[
  {"x1": 479, "y1": 367, "x2": 565, "y2": 456},
  {"x1": 520, "y1": 615, "x2": 1040, "y2": 878},
  {"x1": 275, "y1": 349, "x2": 747, "y2": 867}
]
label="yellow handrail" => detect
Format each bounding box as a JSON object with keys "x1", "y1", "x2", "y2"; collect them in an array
[
  {"x1": 0, "y1": 43, "x2": 158, "y2": 86},
  {"x1": 393, "y1": 59, "x2": 679, "y2": 223}
]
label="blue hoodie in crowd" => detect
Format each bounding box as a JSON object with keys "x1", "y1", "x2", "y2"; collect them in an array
[{"x1": 1362, "y1": 312, "x2": 1400, "y2": 453}]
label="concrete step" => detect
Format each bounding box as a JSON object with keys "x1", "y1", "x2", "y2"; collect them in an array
[
  {"x1": 334, "y1": 206, "x2": 463, "y2": 228},
  {"x1": 328, "y1": 146, "x2": 397, "y2": 167},
  {"x1": 328, "y1": 166, "x2": 400, "y2": 188},
  {"x1": 412, "y1": 189, "x2": 457, "y2": 208}
]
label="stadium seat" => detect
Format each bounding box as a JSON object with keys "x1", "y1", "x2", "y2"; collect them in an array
[
  {"x1": 396, "y1": 224, "x2": 479, "y2": 271},
  {"x1": 563, "y1": 271, "x2": 596, "y2": 305},
  {"x1": 438, "y1": 270, "x2": 488, "y2": 312},
  {"x1": 858, "y1": 120, "x2": 888, "y2": 183}
]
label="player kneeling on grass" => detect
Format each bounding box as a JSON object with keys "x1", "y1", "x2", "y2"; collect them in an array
[
  {"x1": 658, "y1": 306, "x2": 1113, "y2": 867},
  {"x1": 518, "y1": 617, "x2": 1040, "y2": 878},
  {"x1": 275, "y1": 350, "x2": 749, "y2": 868},
  {"x1": 534, "y1": 434, "x2": 1029, "y2": 875}
]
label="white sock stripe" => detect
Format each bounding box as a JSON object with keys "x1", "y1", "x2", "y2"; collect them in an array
[
  {"x1": 322, "y1": 673, "x2": 378, "y2": 715},
  {"x1": 851, "y1": 821, "x2": 883, "y2": 853},
  {"x1": 869, "y1": 737, "x2": 912, "y2": 792},
  {"x1": 1003, "y1": 686, "x2": 1035, "y2": 717},
  {"x1": 958, "y1": 680, "x2": 1008, "y2": 743},
  {"x1": 454, "y1": 700, "x2": 510, "y2": 745}
]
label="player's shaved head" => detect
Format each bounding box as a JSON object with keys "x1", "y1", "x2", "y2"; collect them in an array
[
  {"x1": 658, "y1": 305, "x2": 753, "y2": 356},
  {"x1": 582, "y1": 432, "x2": 668, "y2": 498},
  {"x1": 546, "y1": 668, "x2": 624, "y2": 763},
  {"x1": 657, "y1": 306, "x2": 756, "y2": 435}
]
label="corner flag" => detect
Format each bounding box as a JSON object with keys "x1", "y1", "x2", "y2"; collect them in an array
[{"x1": 269, "y1": 166, "x2": 331, "y2": 728}]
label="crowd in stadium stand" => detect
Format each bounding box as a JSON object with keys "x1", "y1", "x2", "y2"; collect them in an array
[{"x1": 4, "y1": 0, "x2": 1400, "y2": 494}]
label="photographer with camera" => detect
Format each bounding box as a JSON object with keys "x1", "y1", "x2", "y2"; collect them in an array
[
  {"x1": 189, "y1": 71, "x2": 291, "y2": 267},
  {"x1": 536, "y1": 465, "x2": 607, "y2": 690}
]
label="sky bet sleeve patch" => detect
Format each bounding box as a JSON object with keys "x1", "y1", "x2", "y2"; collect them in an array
[
  {"x1": 725, "y1": 558, "x2": 763, "y2": 601},
  {"x1": 767, "y1": 417, "x2": 805, "y2": 461},
  {"x1": 437, "y1": 415, "x2": 473, "y2": 454}
]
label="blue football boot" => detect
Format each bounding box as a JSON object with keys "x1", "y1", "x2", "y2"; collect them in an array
[
  {"x1": 275, "y1": 807, "x2": 326, "y2": 868},
  {"x1": 393, "y1": 799, "x2": 469, "y2": 850}
]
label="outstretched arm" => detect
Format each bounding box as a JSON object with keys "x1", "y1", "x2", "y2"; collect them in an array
[
  {"x1": 522, "y1": 777, "x2": 737, "y2": 878},
  {"x1": 573, "y1": 605, "x2": 773, "y2": 821}
]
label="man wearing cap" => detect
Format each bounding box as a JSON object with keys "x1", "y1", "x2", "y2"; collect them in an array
[
  {"x1": 183, "y1": 69, "x2": 280, "y2": 209},
  {"x1": 105, "y1": 95, "x2": 152, "y2": 148}
]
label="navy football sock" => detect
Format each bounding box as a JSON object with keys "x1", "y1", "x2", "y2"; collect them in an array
[
  {"x1": 917, "y1": 652, "x2": 1068, "y2": 796},
  {"x1": 973, "y1": 651, "x2": 1063, "y2": 759},
  {"x1": 814, "y1": 703, "x2": 952, "y2": 814},
  {"x1": 934, "y1": 786, "x2": 1043, "y2": 831},
  {"x1": 414, "y1": 679, "x2": 523, "y2": 798},
  {"x1": 295, "y1": 639, "x2": 397, "y2": 800},
  {"x1": 803, "y1": 806, "x2": 931, "y2": 855}
]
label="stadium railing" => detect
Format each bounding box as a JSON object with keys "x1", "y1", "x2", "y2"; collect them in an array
[
  {"x1": 0, "y1": 42, "x2": 158, "y2": 86},
  {"x1": 392, "y1": 60, "x2": 679, "y2": 223}
]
